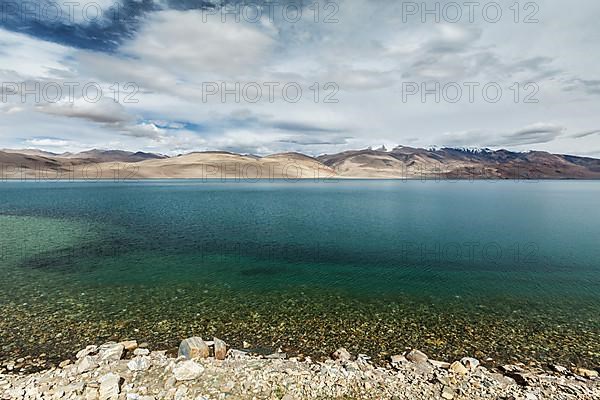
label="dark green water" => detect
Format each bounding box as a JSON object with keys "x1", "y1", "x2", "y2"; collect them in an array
[{"x1": 0, "y1": 180, "x2": 599, "y2": 370}]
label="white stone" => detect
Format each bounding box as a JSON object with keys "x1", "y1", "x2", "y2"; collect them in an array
[
  {"x1": 133, "y1": 348, "x2": 150, "y2": 356},
  {"x1": 76, "y1": 346, "x2": 98, "y2": 359},
  {"x1": 77, "y1": 356, "x2": 99, "y2": 374},
  {"x1": 174, "y1": 386, "x2": 188, "y2": 400},
  {"x1": 390, "y1": 354, "x2": 407, "y2": 364},
  {"x1": 127, "y1": 356, "x2": 151, "y2": 372},
  {"x1": 460, "y1": 357, "x2": 480, "y2": 371},
  {"x1": 84, "y1": 388, "x2": 99, "y2": 400},
  {"x1": 441, "y1": 386, "x2": 454, "y2": 399},
  {"x1": 98, "y1": 373, "x2": 120, "y2": 400},
  {"x1": 98, "y1": 343, "x2": 124, "y2": 362},
  {"x1": 173, "y1": 360, "x2": 204, "y2": 381},
  {"x1": 430, "y1": 360, "x2": 451, "y2": 369},
  {"x1": 449, "y1": 361, "x2": 469, "y2": 375},
  {"x1": 405, "y1": 349, "x2": 428, "y2": 363}
]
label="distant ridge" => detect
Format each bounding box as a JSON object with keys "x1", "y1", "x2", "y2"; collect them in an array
[
  {"x1": 60, "y1": 149, "x2": 167, "y2": 163},
  {"x1": 1, "y1": 147, "x2": 599, "y2": 179}
]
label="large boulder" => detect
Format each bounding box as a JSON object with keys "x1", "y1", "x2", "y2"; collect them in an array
[{"x1": 178, "y1": 337, "x2": 210, "y2": 359}]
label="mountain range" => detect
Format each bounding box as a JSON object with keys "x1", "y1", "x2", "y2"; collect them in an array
[{"x1": 1, "y1": 147, "x2": 599, "y2": 180}]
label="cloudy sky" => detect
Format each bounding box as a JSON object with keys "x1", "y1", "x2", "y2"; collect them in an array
[{"x1": 0, "y1": 0, "x2": 599, "y2": 156}]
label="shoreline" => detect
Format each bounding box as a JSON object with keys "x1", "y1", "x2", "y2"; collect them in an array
[
  {"x1": 2, "y1": 283, "x2": 599, "y2": 376},
  {"x1": 1, "y1": 337, "x2": 598, "y2": 400},
  {"x1": 3, "y1": 177, "x2": 600, "y2": 181}
]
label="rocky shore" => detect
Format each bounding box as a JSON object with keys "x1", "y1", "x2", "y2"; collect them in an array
[{"x1": 1, "y1": 337, "x2": 598, "y2": 400}]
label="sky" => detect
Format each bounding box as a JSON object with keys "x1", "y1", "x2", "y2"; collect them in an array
[{"x1": 0, "y1": 0, "x2": 599, "y2": 157}]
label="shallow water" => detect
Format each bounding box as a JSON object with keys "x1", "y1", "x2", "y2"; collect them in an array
[{"x1": 0, "y1": 180, "x2": 599, "y2": 369}]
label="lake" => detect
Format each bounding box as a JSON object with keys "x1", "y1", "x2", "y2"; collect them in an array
[{"x1": 0, "y1": 180, "x2": 599, "y2": 369}]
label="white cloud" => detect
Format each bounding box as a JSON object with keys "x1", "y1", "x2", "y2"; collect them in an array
[
  {"x1": 32, "y1": 0, "x2": 125, "y2": 24},
  {"x1": 37, "y1": 97, "x2": 133, "y2": 124},
  {"x1": 0, "y1": 28, "x2": 71, "y2": 78},
  {"x1": 25, "y1": 137, "x2": 72, "y2": 147},
  {"x1": 0, "y1": 0, "x2": 600, "y2": 157},
  {"x1": 121, "y1": 10, "x2": 276, "y2": 78}
]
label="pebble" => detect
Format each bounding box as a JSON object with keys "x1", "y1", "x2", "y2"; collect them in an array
[
  {"x1": 550, "y1": 364, "x2": 568, "y2": 374},
  {"x1": 227, "y1": 349, "x2": 249, "y2": 359}
]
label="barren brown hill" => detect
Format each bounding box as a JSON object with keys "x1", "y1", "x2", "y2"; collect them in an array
[
  {"x1": 1, "y1": 147, "x2": 600, "y2": 180},
  {"x1": 318, "y1": 147, "x2": 600, "y2": 179},
  {"x1": 106, "y1": 152, "x2": 336, "y2": 180}
]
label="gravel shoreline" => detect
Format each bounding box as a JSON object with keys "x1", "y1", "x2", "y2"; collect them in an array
[{"x1": 1, "y1": 337, "x2": 599, "y2": 400}]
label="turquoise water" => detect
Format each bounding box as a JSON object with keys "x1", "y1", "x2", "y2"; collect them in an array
[{"x1": 0, "y1": 180, "x2": 599, "y2": 369}]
